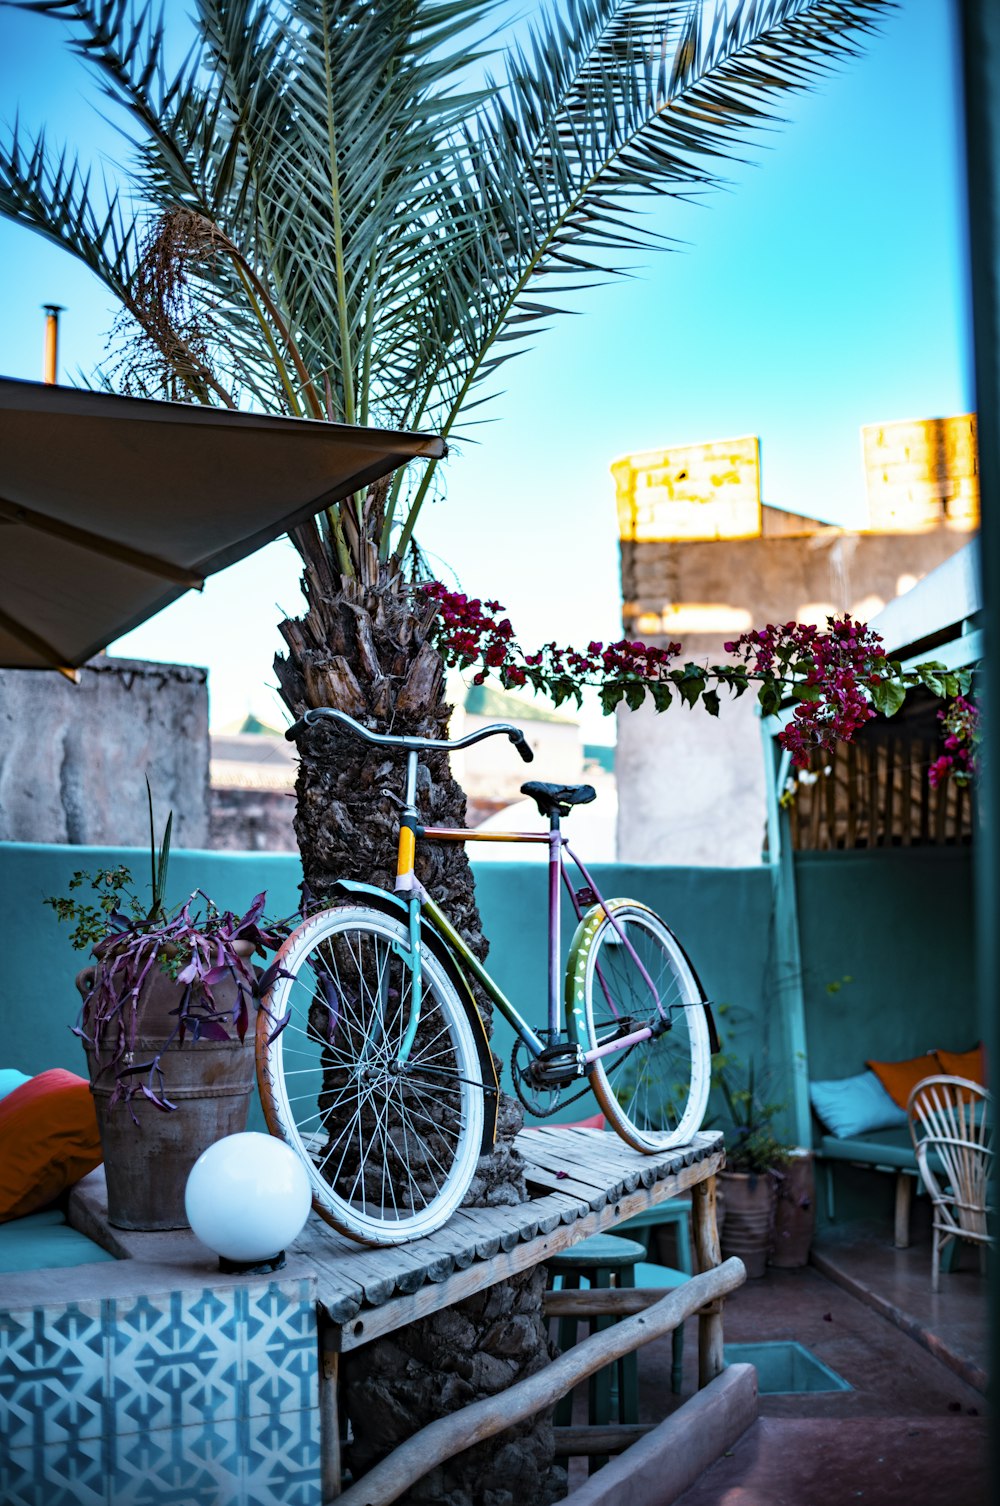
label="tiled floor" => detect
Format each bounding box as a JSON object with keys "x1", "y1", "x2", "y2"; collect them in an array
[
  {"x1": 812, "y1": 1218, "x2": 989, "y2": 1391},
  {"x1": 625, "y1": 1221, "x2": 992, "y2": 1506}
]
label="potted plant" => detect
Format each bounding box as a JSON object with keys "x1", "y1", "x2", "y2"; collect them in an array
[
  {"x1": 47, "y1": 791, "x2": 285, "y2": 1231},
  {"x1": 712, "y1": 1062, "x2": 795, "y2": 1279}
]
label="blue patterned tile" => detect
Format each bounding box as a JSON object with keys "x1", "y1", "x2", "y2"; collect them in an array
[
  {"x1": 109, "y1": 1289, "x2": 244, "y2": 1435},
  {"x1": 109, "y1": 1414, "x2": 321, "y2": 1506},
  {"x1": 110, "y1": 1423, "x2": 228, "y2": 1505},
  {"x1": 2, "y1": 1277, "x2": 322, "y2": 1504},
  {"x1": 1, "y1": 1435, "x2": 107, "y2": 1506},
  {"x1": 243, "y1": 1280, "x2": 318, "y2": 1419},
  {"x1": 242, "y1": 1406, "x2": 323, "y2": 1506},
  {"x1": 0, "y1": 1303, "x2": 106, "y2": 1446}
]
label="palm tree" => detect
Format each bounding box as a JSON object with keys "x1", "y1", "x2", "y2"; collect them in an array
[
  {"x1": 0, "y1": 1, "x2": 889, "y2": 1495},
  {"x1": 0, "y1": 0, "x2": 888, "y2": 918}
]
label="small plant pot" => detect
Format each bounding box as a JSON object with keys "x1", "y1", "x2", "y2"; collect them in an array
[
  {"x1": 718, "y1": 1169, "x2": 778, "y2": 1279},
  {"x1": 770, "y1": 1149, "x2": 815, "y2": 1269},
  {"x1": 78, "y1": 962, "x2": 256, "y2": 1231}
]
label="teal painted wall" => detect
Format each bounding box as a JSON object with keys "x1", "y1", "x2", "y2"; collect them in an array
[
  {"x1": 469, "y1": 860, "x2": 778, "y2": 1125},
  {"x1": 0, "y1": 843, "x2": 976, "y2": 1154},
  {"x1": 795, "y1": 848, "x2": 979, "y2": 1080},
  {"x1": 0, "y1": 844, "x2": 777, "y2": 1128}
]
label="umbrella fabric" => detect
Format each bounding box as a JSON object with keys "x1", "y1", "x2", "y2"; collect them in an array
[{"x1": 0, "y1": 379, "x2": 445, "y2": 673}]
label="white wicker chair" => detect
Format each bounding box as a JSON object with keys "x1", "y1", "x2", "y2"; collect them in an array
[{"x1": 907, "y1": 1074, "x2": 993, "y2": 1292}]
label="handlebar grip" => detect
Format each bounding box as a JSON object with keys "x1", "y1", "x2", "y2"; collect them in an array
[
  {"x1": 285, "y1": 716, "x2": 310, "y2": 742},
  {"x1": 510, "y1": 730, "x2": 534, "y2": 763}
]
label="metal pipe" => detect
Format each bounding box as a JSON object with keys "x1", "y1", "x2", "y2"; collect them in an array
[{"x1": 42, "y1": 304, "x2": 64, "y2": 385}]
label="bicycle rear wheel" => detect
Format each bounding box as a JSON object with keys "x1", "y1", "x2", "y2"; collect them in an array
[
  {"x1": 257, "y1": 904, "x2": 485, "y2": 1244},
  {"x1": 574, "y1": 903, "x2": 711, "y2": 1153}
]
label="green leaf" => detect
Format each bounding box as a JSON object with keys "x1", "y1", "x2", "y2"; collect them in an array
[
  {"x1": 917, "y1": 666, "x2": 946, "y2": 697},
  {"x1": 651, "y1": 683, "x2": 673, "y2": 713},
  {"x1": 624, "y1": 682, "x2": 645, "y2": 712},
  {"x1": 702, "y1": 689, "x2": 721, "y2": 717},
  {"x1": 871, "y1": 679, "x2": 907, "y2": 717},
  {"x1": 757, "y1": 683, "x2": 781, "y2": 718},
  {"x1": 600, "y1": 683, "x2": 625, "y2": 716}
]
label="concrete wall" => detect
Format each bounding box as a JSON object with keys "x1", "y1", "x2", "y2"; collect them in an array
[
  {"x1": 795, "y1": 847, "x2": 978, "y2": 1076},
  {"x1": 2, "y1": 841, "x2": 976, "y2": 1154},
  {"x1": 0, "y1": 658, "x2": 210, "y2": 847},
  {"x1": 616, "y1": 526, "x2": 972, "y2": 866},
  {"x1": 1, "y1": 845, "x2": 780, "y2": 1133},
  {"x1": 864, "y1": 414, "x2": 979, "y2": 532}
]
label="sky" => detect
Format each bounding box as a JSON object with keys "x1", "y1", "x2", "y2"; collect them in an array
[{"x1": 0, "y1": 0, "x2": 972, "y2": 739}]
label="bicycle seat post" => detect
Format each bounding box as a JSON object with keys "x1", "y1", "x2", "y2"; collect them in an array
[
  {"x1": 548, "y1": 807, "x2": 562, "y2": 1039},
  {"x1": 395, "y1": 749, "x2": 420, "y2": 894},
  {"x1": 396, "y1": 748, "x2": 423, "y2": 1064}
]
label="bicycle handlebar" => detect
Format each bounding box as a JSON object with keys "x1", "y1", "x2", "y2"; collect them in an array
[{"x1": 285, "y1": 706, "x2": 534, "y2": 763}]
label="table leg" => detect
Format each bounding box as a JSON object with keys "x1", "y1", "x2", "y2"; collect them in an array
[
  {"x1": 692, "y1": 1176, "x2": 724, "y2": 1389},
  {"x1": 894, "y1": 1172, "x2": 913, "y2": 1249},
  {"x1": 321, "y1": 1346, "x2": 342, "y2": 1499}
]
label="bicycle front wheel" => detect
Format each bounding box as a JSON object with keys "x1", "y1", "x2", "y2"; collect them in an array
[
  {"x1": 257, "y1": 904, "x2": 485, "y2": 1244},
  {"x1": 575, "y1": 903, "x2": 711, "y2": 1153}
]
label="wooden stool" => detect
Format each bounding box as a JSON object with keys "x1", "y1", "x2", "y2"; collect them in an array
[
  {"x1": 633, "y1": 1261, "x2": 689, "y2": 1393},
  {"x1": 617, "y1": 1199, "x2": 693, "y2": 1274},
  {"x1": 547, "y1": 1233, "x2": 647, "y2": 1443}
]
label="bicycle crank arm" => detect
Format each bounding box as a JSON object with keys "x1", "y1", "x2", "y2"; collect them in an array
[{"x1": 529, "y1": 1041, "x2": 588, "y2": 1088}]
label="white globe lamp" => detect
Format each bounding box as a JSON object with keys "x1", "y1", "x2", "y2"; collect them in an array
[{"x1": 185, "y1": 1132, "x2": 312, "y2": 1271}]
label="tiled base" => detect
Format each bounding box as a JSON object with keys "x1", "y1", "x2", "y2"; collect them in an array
[{"x1": 0, "y1": 1279, "x2": 321, "y2": 1506}]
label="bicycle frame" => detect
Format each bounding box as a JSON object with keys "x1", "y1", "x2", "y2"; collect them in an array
[{"x1": 391, "y1": 747, "x2": 663, "y2": 1072}]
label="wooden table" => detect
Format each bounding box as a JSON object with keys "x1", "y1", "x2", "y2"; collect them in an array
[
  {"x1": 63, "y1": 1126, "x2": 727, "y2": 1503},
  {"x1": 295, "y1": 1125, "x2": 726, "y2": 1499}
]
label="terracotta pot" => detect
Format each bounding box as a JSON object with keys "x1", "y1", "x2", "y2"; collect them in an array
[
  {"x1": 770, "y1": 1149, "x2": 816, "y2": 1268},
  {"x1": 77, "y1": 957, "x2": 255, "y2": 1231},
  {"x1": 718, "y1": 1169, "x2": 777, "y2": 1279}
]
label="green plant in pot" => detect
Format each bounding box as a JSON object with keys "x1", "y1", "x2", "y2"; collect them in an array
[
  {"x1": 712, "y1": 1061, "x2": 794, "y2": 1279},
  {"x1": 48, "y1": 791, "x2": 286, "y2": 1232}
]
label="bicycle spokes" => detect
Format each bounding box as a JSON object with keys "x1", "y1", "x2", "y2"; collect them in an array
[{"x1": 259, "y1": 908, "x2": 484, "y2": 1241}]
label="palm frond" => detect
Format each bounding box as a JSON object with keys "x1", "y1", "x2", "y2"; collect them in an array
[{"x1": 1, "y1": 0, "x2": 893, "y2": 571}]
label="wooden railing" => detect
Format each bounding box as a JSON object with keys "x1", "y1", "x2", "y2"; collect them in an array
[{"x1": 332, "y1": 1257, "x2": 747, "y2": 1506}]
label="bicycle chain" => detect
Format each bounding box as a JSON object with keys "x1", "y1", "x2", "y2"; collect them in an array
[{"x1": 509, "y1": 1039, "x2": 592, "y2": 1118}]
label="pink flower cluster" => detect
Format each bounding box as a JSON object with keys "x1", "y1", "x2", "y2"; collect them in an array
[
  {"x1": 422, "y1": 582, "x2": 954, "y2": 773},
  {"x1": 422, "y1": 583, "x2": 680, "y2": 692},
  {"x1": 928, "y1": 695, "x2": 979, "y2": 788},
  {"x1": 422, "y1": 583, "x2": 525, "y2": 686},
  {"x1": 724, "y1": 617, "x2": 888, "y2": 767}
]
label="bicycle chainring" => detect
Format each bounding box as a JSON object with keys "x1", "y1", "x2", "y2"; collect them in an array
[{"x1": 510, "y1": 1039, "x2": 592, "y2": 1118}]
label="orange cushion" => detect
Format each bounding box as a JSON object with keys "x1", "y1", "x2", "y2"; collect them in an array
[
  {"x1": 935, "y1": 1044, "x2": 986, "y2": 1086},
  {"x1": 564, "y1": 1112, "x2": 605, "y2": 1131},
  {"x1": 0, "y1": 1069, "x2": 103, "y2": 1223},
  {"x1": 865, "y1": 1053, "x2": 939, "y2": 1109}
]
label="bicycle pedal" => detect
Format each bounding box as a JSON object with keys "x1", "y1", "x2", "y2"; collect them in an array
[{"x1": 530, "y1": 1042, "x2": 587, "y2": 1088}]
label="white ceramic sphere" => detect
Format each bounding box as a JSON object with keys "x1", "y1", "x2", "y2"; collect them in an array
[{"x1": 185, "y1": 1132, "x2": 312, "y2": 1261}]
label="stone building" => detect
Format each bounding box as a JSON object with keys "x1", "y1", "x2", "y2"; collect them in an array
[
  {"x1": 613, "y1": 416, "x2": 979, "y2": 866},
  {"x1": 0, "y1": 657, "x2": 210, "y2": 847},
  {"x1": 209, "y1": 715, "x2": 298, "y2": 851}
]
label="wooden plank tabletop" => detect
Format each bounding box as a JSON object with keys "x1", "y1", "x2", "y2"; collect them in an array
[{"x1": 296, "y1": 1127, "x2": 724, "y2": 1350}]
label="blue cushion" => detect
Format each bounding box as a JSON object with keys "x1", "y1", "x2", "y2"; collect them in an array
[
  {"x1": 0, "y1": 1207, "x2": 117, "y2": 1272},
  {"x1": 0, "y1": 1069, "x2": 31, "y2": 1102},
  {"x1": 810, "y1": 1071, "x2": 908, "y2": 1139},
  {"x1": 634, "y1": 1261, "x2": 689, "y2": 1289}
]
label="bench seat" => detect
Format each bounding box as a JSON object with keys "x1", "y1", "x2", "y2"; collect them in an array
[
  {"x1": 0, "y1": 1205, "x2": 117, "y2": 1272},
  {"x1": 814, "y1": 1126, "x2": 921, "y2": 1248}
]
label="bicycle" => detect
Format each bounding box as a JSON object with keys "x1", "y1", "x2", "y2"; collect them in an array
[{"x1": 257, "y1": 708, "x2": 718, "y2": 1246}]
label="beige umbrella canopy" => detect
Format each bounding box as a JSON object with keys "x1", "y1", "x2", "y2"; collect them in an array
[{"x1": 0, "y1": 378, "x2": 445, "y2": 676}]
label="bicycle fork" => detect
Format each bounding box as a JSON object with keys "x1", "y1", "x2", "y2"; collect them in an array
[{"x1": 393, "y1": 750, "x2": 424, "y2": 1067}]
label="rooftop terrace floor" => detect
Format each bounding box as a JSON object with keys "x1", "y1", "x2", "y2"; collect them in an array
[{"x1": 628, "y1": 1217, "x2": 991, "y2": 1506}]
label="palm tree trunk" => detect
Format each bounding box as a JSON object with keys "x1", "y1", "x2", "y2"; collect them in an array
[{"x1": 275, "y1": 528, "x2": 564, "y2": 1506}]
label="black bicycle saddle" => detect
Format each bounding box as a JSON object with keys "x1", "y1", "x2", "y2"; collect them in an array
[{"x1": 521, "y1": 781, "x2": 597, "y2": 819}]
